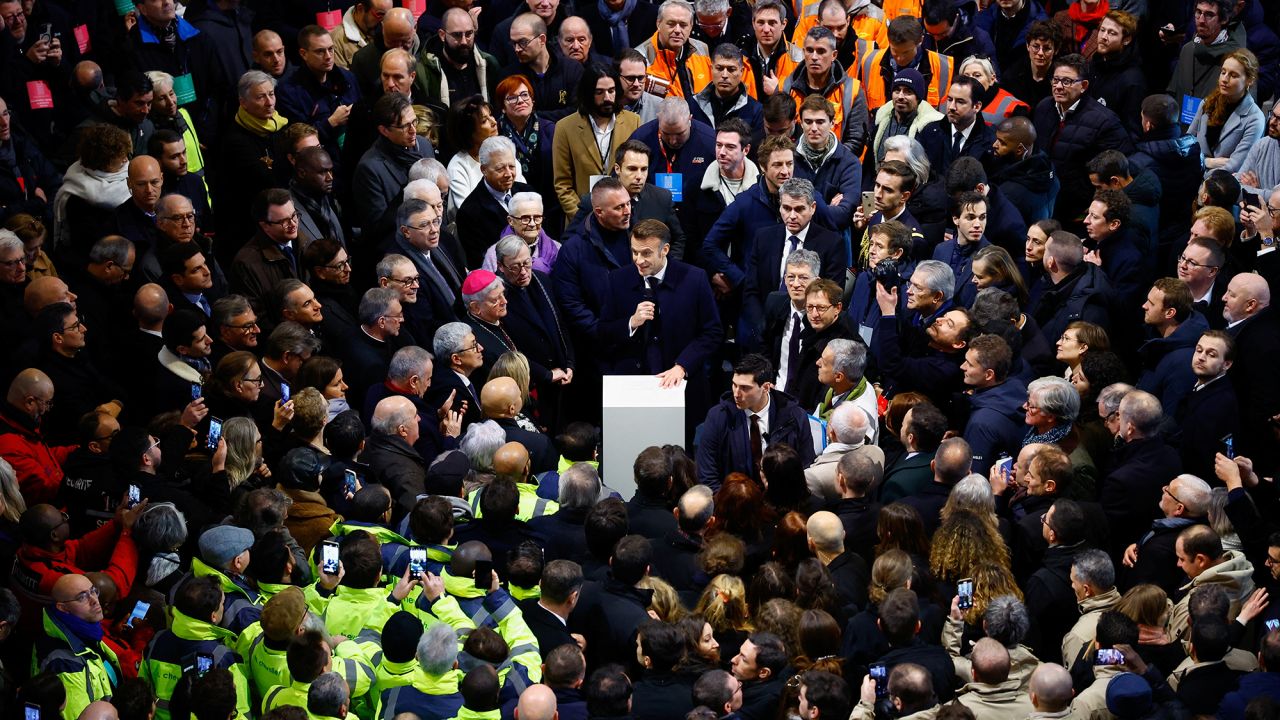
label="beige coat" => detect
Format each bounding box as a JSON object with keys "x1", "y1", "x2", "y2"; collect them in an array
[
  {"x1": 955, "y1": 678, "x2": 1035, "y2": 720},
  {"x1": 804, "y1": 442, "x2": 886, "y2": 500},
  {"x1": 551, "y1": 110, "x2": 642, "y2": 216},
  {"x1": 330, "y1": 8, "x2": 372, "y2": 69},
  {"x1": 942, "y1": 617, "x2": 1039, "y2": 691},
  {"x1": 1166, "y1": 648, "x2": 1258, "y2": 690},
  {"x1": 1065, "y1": 664, "x2": 1124, "y2": 720},
  {"x1": 851, "y1": 701, "x2": 937, "y2": 720},
  {"x1": 1061, "y1": 587, "x2": 1122, "y2": 670},
  {"x1": 1167, "y1": 550, "x2": 1256, "y2": 641}
]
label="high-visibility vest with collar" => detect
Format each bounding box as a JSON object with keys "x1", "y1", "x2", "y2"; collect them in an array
[
  {"x1": 138, "y1": 609, "x2": 252, "y2": 720},
  {"x1": 34, "y1": 609, "x2": 123, "y2": 720},
  {"x1": 859, "y1": 48, "x2": 953, "y2": 110},
  {"x1": 246, "y1": 632, "x2": 375, "y2": 705},
  {"x1": 782, "y1": 71, "x2": 864, "y2": 142},
  {"x1": 311, "y1": 585, "x2": 403, "y2": 639},
  {"x1": 467, "y1": 482, "x2": 558, "y2": 522},
  {"x1": 791, "y1": 5, "x2": 887, "y2": 50},
  {"x1": 637, "y1": 34, "x2": 713, "y2": 98},
  {"x1": 881, "y1": 0, "x2": 922, "y2": 20},
  {"x1": 980, "y1": 86, "x2": 1031, "y2": 125}
]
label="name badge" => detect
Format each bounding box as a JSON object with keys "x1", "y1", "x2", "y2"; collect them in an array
[
  {"x1": 315, "y1": 9, "x2": 342, "y2": 30},
  {"x1": 27, "y1": 81, "x2": 53, "y2": 110},
  {"x1": 656, "y1": 172, "x2": 682, "y2": 202},
  {"x1": 74, "y1": 24, "x2": 91, "y2": 53},
  {"x1": 173, "y1": 73, "x2": 197, "y2": 105},
  {"x1": 588, "y1": 174, "x2": 608, "y2": 190},
  {"x1": 1180, "y1": 95, "x2": 1203, "y2": 125}
]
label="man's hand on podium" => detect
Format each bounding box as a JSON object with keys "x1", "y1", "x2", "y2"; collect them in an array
[{"x1": 656, "y1": 364, "x2": 686, "y2": 388}]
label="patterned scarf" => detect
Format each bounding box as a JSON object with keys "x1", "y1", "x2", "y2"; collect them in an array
[
  {"x1": 500, "y1": 114, "x2": 540, "y2": 176},
  {"x1": 1023, "y1": 420, "x2": 1071, "y2": 447}
]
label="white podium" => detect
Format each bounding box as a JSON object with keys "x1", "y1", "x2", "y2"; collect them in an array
[{"x1": 602, "y1": 375, "x2": 686, "y2": 500}]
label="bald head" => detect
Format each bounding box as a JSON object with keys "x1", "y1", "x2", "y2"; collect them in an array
[
  {"x1": 481, "y1": 377, "x2": 522, "y2": 418},
  {"x1": 25, "y1": 276, "x2": 76, "y2": 315},
  {"x1": 73, "y1": 60, "x2": 103, "y2": 89},
  {"x1": 933, "y1": 437, "x2": 973, "y2": 484},
  {"x1": 51, "y1": 573, "x2": 103, "y2": 622},
  {"x1": 7, "y1": 368, "x2": 53, "y2": 407},
  {"x1": 1029, "y1": 663, "x2": 1073, "y2": 712},
  {"x1": 970, "y1": 638, "x2": 1011, "y2": 684},
  {"x1": 997, "y1": 116, "x2": 1036, "y2": 147},
  {"x1": 516, "y1": 684, "x2": 558, "y2": 720},
  {"x1": 372, "y1": 396, "x2": 417, "y2": 435},
  {"x1": 383, "y1": 7, "x2": 416, "y2": 48},
  {"x1": 492, "y1": 441, "x2": 531, "y2": 480},
  {"x1": 129, "y1": 155, "x2": 160, "y2": 180},
  {"x1": 676, "y1": 484, "x2": 714, "y2": 534},
  {"x1": 806, "y1": 510, "x2": 845, "y2": 555},
  {"x1": 1224, "y1": 272, "x2": 1270, "y2": 324},
  {"x1": 451, "y1": 539, "x2": 493, "y2": 578},
  {"x1": 133, "y1": 283, "x2": 170, "y2": 328},
  {"x1": 78, "y1": 701, "x2": 119, "y2": 720},
  {"x1": 512, "y1": 12, "x2": 547, "y2": 37},
  {"x1": 442, "y1": 7, "x2": 474, "y2": 28}
]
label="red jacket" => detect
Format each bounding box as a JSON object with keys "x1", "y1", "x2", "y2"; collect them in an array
[
  {"x1": 11, "y1": 518, "x2": 139, "y2": 606},
  {"x1": 0, "y1": 406, "x2": 76, "y2": 505}
]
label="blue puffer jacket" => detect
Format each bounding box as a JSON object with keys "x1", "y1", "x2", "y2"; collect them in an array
[
  {"x1": 963, "y1": 377, "x2": 1029, "y2": 474},
  {"x1": 1136, "y1": 311, "x2": 1209, "y2": 416}
]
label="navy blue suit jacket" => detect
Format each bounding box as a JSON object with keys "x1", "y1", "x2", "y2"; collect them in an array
[
  {"x1": 386, "y1": 233, "x2": 464, "y2": 341},
  {"x1": 741, "y1": 223, "x2": 845, "y2": 349},
  {"x1": 598, "y1": 259, "x2": 723, "y2": 376},
  {"x1": 695, "y1": 389, "x2": 817, "y2": 489}
]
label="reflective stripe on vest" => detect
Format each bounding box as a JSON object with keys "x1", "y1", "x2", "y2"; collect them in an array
[
  {"x1": 382, "y1": 687, "x2": 403, "y2": 720},
  {"x1": 981, "y1": 93, "x2": 1026, "y2": 125}
]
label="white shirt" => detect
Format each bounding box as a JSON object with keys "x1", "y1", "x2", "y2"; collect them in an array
[
  {"x1": 951, "y1": 119, "x2": 975, "y2": 150},
  {"x1": 628, "y1": 262, "x2": 670, "y2": 337},
  {"x1": 592, "y1": 115, "x2": 617, "y2": 165},
  {"x1": 777, "y1": 306, "x2": 805, "y2": 392},
  {"x1": 537, "y1": 601, "x2": 568, "y2": 625},
  {"x1": 776, "y1": 224, "x2": 811, "y2": 288},
  {"x1": 1192, "y1": 281, "x2": 1214, "y2": 306},
  {"x1": 744, "y1": 395, "x2": 772, "y2": 458}
]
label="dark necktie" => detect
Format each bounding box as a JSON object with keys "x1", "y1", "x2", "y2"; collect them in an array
[
  {"x1": 779, "y1": 235, "x2": 801, "y2": 290},
  {"x1": 644, "y1": 276, "x2": 663, "y2": 373},
  {"x1": 196, "y1": 295, "x2": 211, "y2": 316},
  {"x1": 749, "y1": 413, "x2": 763, "y2": 475},
  {"x1": 280, "y1": 243, "x2": 297, "y2": 274},
  {"x1": 786, "y1": 314, "x2": 803, "y2": 387},
  {"x1": 951, "y1": 129, "x2": 964, "y2": 158},
  {"x1": 423, "y1": 252, "x2": 456, "y2": 304}
]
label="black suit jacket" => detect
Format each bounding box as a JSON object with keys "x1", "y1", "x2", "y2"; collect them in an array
[
  {"x1": 762, "y1": 291, "x2": 809, "y2": 373},
  {"x1": 492, "y1": 417, "x2": 558, "y2": 474},
  {"x1": 387, "y1": 233, "x2": 465, "y2": 343},
  {"x1": 519, "y1": 598, "x2": 577, "y2": 655},
  {"x1": 503, "y1": 272, "x2": 575, "y2": 383},
  {"x1": 424, "y1": 363, "x2": 485, "y2": 428},
  {"x1": 337, "y1": 329, "x2": 397, "y2": 414},
  {"x1": 742, "y1": 223, "x2": 845, "y2": 349},
  {"x1": 597, "y1": 259, "x2": 722, "y2": 375},
  {"x1": 917, "y1": 117, "x2": 996, "y2": 178},
  {"x1": 456, "y1": 181, "x2": 533, "y2": 267},
  {"x1": 114, "y1": 199, "x2": 161, "y2": 255}
]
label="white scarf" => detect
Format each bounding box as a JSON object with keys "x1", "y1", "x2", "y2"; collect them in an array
[{"x1": 52, "y1": 160, "x2": 131, "y2": 249}]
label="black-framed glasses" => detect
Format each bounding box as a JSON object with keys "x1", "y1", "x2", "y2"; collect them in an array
[
  {"x1": 94, "y1": 428, "x2": 121, "y2": 443},
  {"x1": 226, "y1": 320, "x2": 260, "y2": 331},
  {"x1": 509, "y1": 214, "x2": 544, "y2": 225},
  {"x1": 403, "y1": 219, "x2": 443, "y2": 231},
  {"x1": 1163, "y1": 485, "x2": 1184, "y2": 506},
  {"x1": 0, "y1": 256, "x2": 25, "y2": 268},
  {"x1": 1177, "y1": 255, "x2": 1218, "y2": 270},
  {"x1": 502, "y1": 259, "x2": 533, "y2": 272},
  {"x1": 1050, "y1": 76, "x2": 1082, "y2": 87},
  {"x1": 265, "y1": 212, "x2": 300, "y2": 226},
  {"x1": 322, "y1": 259, "x2": 352, "y2": 271},
  {"x1": 388, "y1": 275, "x2": 421, "y2": 287},
  {"x1": 60, "y1": 319, "x2": 85, "y2": 333},
  {"x1": 161, "y1": 212, "x2": 197, "y2": 224},
  {"x1": 240, "y1": 375, "x2": 266, "y2": 386}
]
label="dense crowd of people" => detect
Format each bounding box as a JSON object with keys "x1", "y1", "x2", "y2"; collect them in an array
[{"x1": 1, "y1": 0, "x2": 1280, "y2": 718}]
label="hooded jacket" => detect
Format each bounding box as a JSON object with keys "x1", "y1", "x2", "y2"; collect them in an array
[
  {"x1": 986, "y1": 150, "x2": 1058, "y2": 225},
  {"x1": 871, "y1": 100, "x2": 944, "y2": 162},
  {"x1": 1168, "y1": 550, "x2": 1256, "y2": 641},
  {"x1": 954, "y1": 678, "x2": 1034, "y2": 720},
  {"x1": 1061, "y1": 587, "x2": 1122, "y2": 673},
  {"x1": 139, "y1": 609, "x2": 252, "y2": 720},
  {"x1": 0, "y1": 404, "x2": 76, "y2": 506},
  {"x1": 1167, "y1": 23, "x2": 1246, "y2": 101},
  {"x1": 963, "y1": 377, "x2": 1028, "y2": 474},
  {"x1": 1029, "y1": 264, "x2": 1111, "y2": 350},
  {"x1": 1136, "y1": 311, "x2": 1209, "y2": 417}
]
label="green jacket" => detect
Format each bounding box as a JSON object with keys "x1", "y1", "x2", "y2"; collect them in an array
[
  {"x1": 138, "y1": 609, "x2": 252, "y2": 720},
  {"x1": 450, "y1": 708, "x2": 502, "y2": 720},
  {"x1": 240, "y1": 622, "x2": 375, "y2": 702},
  {"x1": 308, "y1": 584, "x2": 403, "y2": 639},
  {"x1": 33, "y1": 609, "x2": 123, "y2": 720}
]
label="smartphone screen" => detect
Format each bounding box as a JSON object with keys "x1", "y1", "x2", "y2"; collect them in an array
[
  {"x1": 126, "y1": 600, "x2": 150, "y2": 628},
  {"x1": 1095, "y1": 648, "x2": 1124, "y2": 665},
  {"x1": 1266, "y1": 619, "x2": 1279, "y2": 633},
  {"x1": 957, "y1": 578, "x2": 975, "y2": 610},
  {"x1": 1224, "y1": 434, "x2": 1235, "y2": 459},
  {"x1": 206, "y1": 417, "x2": 223, "y2": 451},
  {"x1": 280, "y1": 383, "x2": 291, "y2": 403},
  {"x1": 996, "y1": 456, "x2": 1013, "y2": 482},
  {"x1": 321, "y1": 541, "x2": 340, "y2": 575},
  {"x1": 191, "y1": 383, "x2": 202, "y2": 401},
  {"x1": 870, "y1": 664, "x2": 887, "y2": 697},
  {"x1": 195, "y1": 653, "x2": 214, "y2": 676},
  {"x1": 344, "y1": 469, "x2": 358, "y2": 495},
  {"x1": 409, "y1": 547, "x2": 427, "y2": 577},
  {"x1": 473, "y1": 559, "x2": 492, "y2": 589},
  {"x1": 128, "y1": 484, "x2": 141, "y2": 506},
  {"x1": 25, "y1": 704, "x2": 41, "y2": 720}
]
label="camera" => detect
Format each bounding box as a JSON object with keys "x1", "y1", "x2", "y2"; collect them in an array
[{"x1": 871, "y1": 258, "x2": 903, "y2": 290}]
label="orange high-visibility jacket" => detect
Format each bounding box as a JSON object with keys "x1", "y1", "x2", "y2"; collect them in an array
[
  {"x1": 881, "y1": 0, "x2": 922, "y2": 20},
  {"x1": 791, "y1": 3, "x2": 888, "y2": 49},
  {"x1": 859, "y1": 47, "x2": 953, "y2": 110},
  {"x1": 637, "y1": 34, "x2": 713, "y2": 98}
]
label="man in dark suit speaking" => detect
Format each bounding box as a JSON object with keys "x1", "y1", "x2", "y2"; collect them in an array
[{"x1": 598, "y1": 219, "x2": 723, "y2": 388}]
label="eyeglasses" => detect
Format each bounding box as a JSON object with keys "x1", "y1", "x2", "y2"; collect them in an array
[
  {"x1": 390, "y1": 120, "x2": 417, "y2": 131},
  {"x1": 265, "y1": 212, "x2": 300, "y2": 226},
  {"x1": 1050, "y1": 76, "x2": 1082, "y2": 86},
  {"x1": 446, "y1": 30, "x2": 476, "y2": 40},
  {"x1": 621, "y1": 74, "x2": 647, "y2": 84},
  {"x1": 240, "y1": 375, "x2": 266, "y2": 386},
  {"x1": 60, "y1": 319, "x2": 85, "y2": 333},
  {"x1": 461, "y1": 343, "x2": 482, "y2": 354},
  {"x1": 510, "y1": 214, "x2": 544, "y2": 225},
  {"x1": 0, "y1": 256, "x2": 25, "y2": 268},
  {"x1": 226, "y1": 320, "x2": 260, "y2": 331},
  {"x1": 1022, "y1": 402, "x2": 1043, "y2": 414},
  {"x1": 504, "y1": 91, "x2": 532, "y2": 104},
  {"x1": 59, "y1": 586, "x2": 100, "y2": 604},
  {"x1": 502, "y1": 259, "x2": 533, "y2": 271},
  {"x1": 404, "y1": 219, "x2": 443, "y2": 231},
  {"x1": 322, "y1": 259, "x2": 352, "y2": 271},
  {"x1": 145, "y1": 437, "x2": 161, "y2": 452},
  {"x1": 1193, "y1": 8, "x2": 1218, "y2": 18},
  {"x1": 784, "y1": 274, "x2": 814, "y2": 285},
  {"x1": 382, "y1": 313, "x2": 405, "y2": 321},
  {"x1": 29, "y1": 395, "x2": 53, "y2": 410},
  {"x1": 388, "y1": 275, "x2": 421, "y2": 287},
  {"x1": 805, "y1": 303, "x2": 833, "y2": 313},
  {"x1": 161, "y1": 212, "x2": 197, "y2": 224},
  {"x1": 511, "y1": 36, "x2": 539, "y2": 50},
  {"x1": 1163, "y1": 485, "x2": 1184, "y2": 506},
  {"x1": 1177, "y1": 255, "x2": 1218, "y2": 270},
  {"x1": 94, "y1": 428, "x2": 120, "y2": 443}
]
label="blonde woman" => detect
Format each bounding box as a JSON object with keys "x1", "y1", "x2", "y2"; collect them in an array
[
  {"x1": 490, "y1": 350, "x2": 540, "y2": 432},
  {"x1": 694, "y1": 574, "x2": 754, "y2": 661},
  {"x1": 638, "y1": 575, "x2": 686, "y2": 623}
]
